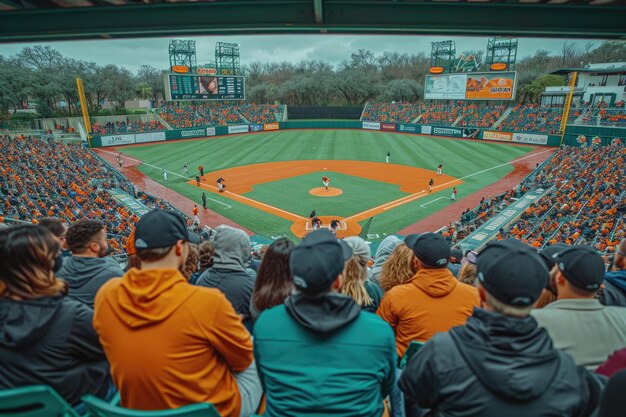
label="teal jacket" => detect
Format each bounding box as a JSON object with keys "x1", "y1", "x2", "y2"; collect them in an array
[{"x1": 253, "y1": 293, "x2": 396, "y2": 417}]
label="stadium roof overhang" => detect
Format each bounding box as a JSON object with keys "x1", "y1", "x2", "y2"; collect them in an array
[
  {"x1": 0, "y1": 0, "x2": 624, "y2": 44},
  {"x1": 551, "y1": 68, "x2": 626, "y2": 75}
]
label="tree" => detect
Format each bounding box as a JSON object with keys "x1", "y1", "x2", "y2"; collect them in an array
[
  {"x1": 521, "y1": 74, "x2": 565, "y2": 104},
  {"x1": 137, "y1": 65, "x2": 165, "y2": 104}
]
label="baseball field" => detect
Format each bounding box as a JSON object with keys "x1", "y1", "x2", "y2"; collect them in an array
[{"x1": 112, "y1": 129, "x2": 543, "y2": 242}]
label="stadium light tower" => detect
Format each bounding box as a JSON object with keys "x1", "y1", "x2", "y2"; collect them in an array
[
  {"x1": 169, "y1": 39, "x2": 197, "y2": 71},
  {"x1": 215, "y1": 42, "x2": 241, "y2": 75},
  {"x1": 485, "y1": 37, "x2": 518, "y2": 71},
  {"x1": 430, "y1": 41, "x2": 456, "y2": 73}
]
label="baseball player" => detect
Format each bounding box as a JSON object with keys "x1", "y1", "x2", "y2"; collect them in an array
[
  {"x1": 184, "y1": 164, "x2": 189, "y2": 176},
  {"x1": 451, "y1": 187, "x2": 457, "y2": 201},
  {"x1": 437, "y1": 164, "x2": 443, "y2": 175},
  {"x1": 217, "y1": 177, "x2": 225, "y2": 193},
  {"x1": 322, "y1": 176, "x2": 330, "y2": 191},
  {"x1": 201, "y1": 192, "x2": 207, "y2": 209},
  {"x1": 330, "y1": 219, "x2": 340, "y2": 236},
  {"x1": 429, "y1": 178, "x2": 434, "y2": 193},
  {"x1": 386, "y1": 152, "x2": 390, "y2": 163},
  {"x1": 195, "y1": 175, "x2": 201, "y2": 187},
  {"x1": 162, "y1": 169, "x2": 168, "y2": 182},
  {"x1": 311, "y1": 216, "x2": 322, "y2": 230}
]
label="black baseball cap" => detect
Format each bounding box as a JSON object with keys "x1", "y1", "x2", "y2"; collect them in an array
[
  {"x1": 477, "y1": 239, "x2": 548, "y2": 307},
  {"x1": 134, "y1": 209, "x2": 200, "y2": 250},
  {"x1": 451, "y1": 245, "x2": 463, "y2": 263},
  {"x1": 405, "y1": 233, "x2": 450, "y2": 268},
  {"x1": 290, "y1": 229, "x2": 352, "y2": 295},
  {"x1": 539, "y1": 243, "x2": 569, "y2": 270},
  {"x1": 555, "y1": 245, "x2": 605, "y2": 292}
]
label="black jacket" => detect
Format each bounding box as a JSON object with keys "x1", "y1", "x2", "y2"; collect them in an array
[
  {"x1": 0, "y1": 295, "x2": 110, "y2": 405},
  {"x1": 399, "y1": 308, "x2": 604, "y2": 417},
  {"x1": 196, "y1": 267, "x2": 255, "y2": 327}
]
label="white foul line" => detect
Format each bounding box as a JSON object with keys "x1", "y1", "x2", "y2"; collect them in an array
[{"x1": 420, "y1": 197, "x2": 449, "y2": 207}]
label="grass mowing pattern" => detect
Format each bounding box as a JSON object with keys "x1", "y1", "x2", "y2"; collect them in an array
[{"x1": 120, "y1": 130, "x2": 534, "y2": 240}]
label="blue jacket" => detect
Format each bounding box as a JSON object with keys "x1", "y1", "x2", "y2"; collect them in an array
[
  {"x1": 602, "y1": 270, "x2": 626, "y2": 307},
  {"x1": 253, "y1": 293, "x2": 396, "y2": 417}
]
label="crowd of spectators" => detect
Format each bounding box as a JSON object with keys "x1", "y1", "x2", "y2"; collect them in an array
[
  {"x1": 456, "y1": 103, "x2": 507, "y2": 128},
  {"x1": 361, "y1": 102, "x2": 425, "y2": 124},
  {"x1": 157, "y1": 103, "x2": 284, "y2": 128},
  {"x1": 91, "y1": 120, "x2": 166, "y2": 135},
  {"x1": 0, "y1": 135, "x2": 187, "y2": 255},
  {"x1": 496, "y1": 103, "x2": 563, "y2": 134}
]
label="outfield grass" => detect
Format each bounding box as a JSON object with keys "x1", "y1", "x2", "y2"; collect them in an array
[{"x1": 120, "y1": 130, "x2": 534, "y2": 240}]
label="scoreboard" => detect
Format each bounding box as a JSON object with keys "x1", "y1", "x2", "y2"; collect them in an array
[{"x1": 165, "y1": 74, "x2": 245, "y2": 101}]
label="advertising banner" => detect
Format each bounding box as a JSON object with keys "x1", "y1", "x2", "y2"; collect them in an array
[
  {"x1": 264, "y1": 123, "x2": 279, "y2": 131},
  {"x1": 134, "y1": 131, "x2": 166, "y2": 143},
  {"x1": 180, "y1": 128, "x2": 208, "y2": 138},
  {"x1": 432, "y1": 127, "x2": 462, "y2": 137},
  {"x1": 165, "y1": 74, "x2": 245, "y2": 101},
  {"x1": 228, "y1": 125, "x2": 249, "y2": 134},
  {"x1": 421, "y1": 126, "x2": 432, "y2": 135},
  {"x1": 249, "y1": 124, "x2": 264, "y2": 132},
  {"x1": 206, "y1": 127, "x2": 216, "y2": 136},
  {"x1": 398, "y1": 124, "x2": 416, "y2": 133},
  {"x1": 101, "y1": 134, "x2": 135, "y2": 147},
  {"x1": 462, "y1": 128, "x2": 481, "y2": 139},
  {"x1": 362, "y1": 121, "x2": 381, "y2": 130},
  {"x1": 512, "y1": 132, "x2": 548, "y2": 145},
  {"x1": 483, "y1": 131, "x2": 513, "y2": 142},
  {"x1": 381, "y1": 123, "x2": 397, "y2": 131},
  {"x1": 465, "y1": 72, "x2": 516, "y2": 100}
]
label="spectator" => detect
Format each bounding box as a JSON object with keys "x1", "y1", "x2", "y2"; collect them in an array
[
  {"x1": 378, "y1": 243, "x2": 415, "y2": 293},
  {"x1": 181, "y1": 243, "x2": 199, "y2": 281},
  {"x1": 189, "y1": 240, "x2": 214, "y2": 284},
  {"x1": 369, "y1": 235, "x2": 402, "y2": 288},
  {"x1": 38, "y1": 217, "x2": 70, "y2": 255},
  {"x1": 456, "y1": 251, "x2": 478, "y2": 286},
  {"x1": 124, "y1": 226, "x2": 141, "y2": 271},
  {"x1": 250, "y1": 238, "x2": 294, "y2": 323},
  {"x1": 601, "y1": 238, "x2": 626, "y2": 306},
  {"x1": 253, "y1": 229, "x2": 396, "y2": 417},
  {"x1": 378, "y1": 233, "x2": 480, "y2": 358},
  {"x1": 342, "y1": 236, "x2": 383, "y2": 312},
  {"x1": 535, "y1": 243, "x2": 569, "y2": 308},
  {"x1": 196, "y1": 225, "x2": 255, "y2": 329},
  {"x1": 93, "y1": 210, "x2": 262, "y2": 416},
  {"x1": 0, "y1": 225, "x2": 110, "y2": 406},
  {"x1": 56, "y1": 219, "x2": 124, "y2": 308},
  {"x1": 598, "y1": 370, "x2": 626, "y2": 417},
  {"x1": 531, "y1": 245, "x2": 626, "y2": 369},
  {"x1": 448, "y1": 245, "x2": 463, "y2": 277},
  {"x1": 400, "y1": 239, "x2": 605, "y2": 417}
]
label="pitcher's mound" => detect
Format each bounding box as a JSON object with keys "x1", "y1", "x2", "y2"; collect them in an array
[{"x1": 309, "y1": 187, "x2": 343, "y2": 197}]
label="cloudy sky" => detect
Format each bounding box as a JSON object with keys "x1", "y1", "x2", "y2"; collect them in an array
[{"x1": 0, "y1": 35, "x2": 600, "y2": 73}]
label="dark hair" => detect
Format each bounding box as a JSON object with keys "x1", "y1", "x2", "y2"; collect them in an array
[
  {"x1": 252, "y1": 238, "x2": 295, "y2": 313},
  {"x1": 136, "y1": 246, "x2": 174, "y2": 263},
  {"x1": 0, "y1": 225, "x2": 67, "y2": 300},
  {"x1": 66, "y1": 219, "x2": 104, "y2": 253},
  {"x1": 198, "y1": 241, "x2": 215, "y2": 271},
  {"x1": 38, "y1": 218, "x2": 67, "y2": 237}
]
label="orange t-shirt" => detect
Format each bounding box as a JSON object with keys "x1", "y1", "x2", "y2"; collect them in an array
[
  {"x1": 192, "y1": 206, "x2": 199, "y2": 216},
  {"x1": 94, "y1": 269, "x2": 253, "y2": 417},
  {"x1": 377, "y1": 267, "x2": 479, "y2": 358}
]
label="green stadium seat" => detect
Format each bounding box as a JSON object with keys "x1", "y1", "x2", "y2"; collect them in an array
[
  {"x1": 0, "y1": 385, "x2": 80, "y2": 417},
  {"x1": 81, "y1": 395, "x2": 221, "y2": 417},
  {"x1": 398, "y1": 340, "x2": 425, "y2": 369}
]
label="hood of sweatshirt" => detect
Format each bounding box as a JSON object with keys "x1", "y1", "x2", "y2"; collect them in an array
[
  {"x1": 103, "y1": 268, "x2": 195, "y2": 329},
  {"x1": 449, "y1": 308, "x2": 561, "y2": 401},
  {"x1": 605, "y1": 270, "x2": 626, "y2": 292},
  {"x1": 284, "y1": 292, "x2": 361, "y2": 333},
  {"x1": 370, "y1": 236, "x2": 401, "y2": 279},
  {"x1": 56, "y1": 256, "x2": 123, "y2": 289},
  {"x1": 411, "y1": 267, "x2": 458, "y2": 297},
  {"x1": 0, "y1": 296, "x2": 63, "y2": 348},
  {"x1": 211, "y1": 225, "x2": 251, "y2": 273}
]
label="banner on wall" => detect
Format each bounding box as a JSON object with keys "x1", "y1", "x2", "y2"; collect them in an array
[
  {"x1": 512, "y1": 133, "x2": 548, "y2": 145},
  {"x1": 362, "y1": 121, "x2": 381, "y2": 130},
  {"x1": 421, "y1": 126, "x2": 432, "y2": 135},
  {"x1": 462, "y1": 128, "x2": 480, "y2": 139},
  {"x1": 206, "y1": 127, "x2": 216, "y2": 136},
  {"x1": 381, "y1": 123, "x2": 396, "y2": 131},
  {"x1": 264, "y1": 123, "x2": 279, "y2": 131},
  {"x1": 432, "y1": 127, "x2": 462, "y2": 137},
  {"x1": 425, "y1": 71, "x2": 516, "y2": 101},
  {"x1": 134, "y1": 132, "x2": 166, "y2": 143},
  {"x1": 484, "y1": 131, "x2": 513, "y2": 142},
  {"x1": 180, "y1": 128, "x2": 208, "y2": 138},
  {"x1": 249, "y1": 124, "x2": 264, "y2": 132},
  {"x1": 398, "y1": 124, "x2": 416, "y2": 133},
  {"x1": 228, "y1": 125, "x2": 249, "y2": 134},
  {"x1": 101, "y1": 134, "x2": 135, "y2": 147}
]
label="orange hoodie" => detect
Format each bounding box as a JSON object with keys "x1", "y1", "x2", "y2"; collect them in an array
[
  {"x1": 377, "y1": 267, "x2": 479, "y2": 358},
  {"x1": 93, "y1": 268, "x2": 253, "y2": 417}
]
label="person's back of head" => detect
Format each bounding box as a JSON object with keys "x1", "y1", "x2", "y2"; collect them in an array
[
  {"x1": 457, "y1": 262, "x2": 478, "y2": 286},
  {"x1": 379, "y1": 243, "x2": 415, "y2": 292},
  {"x1": 210, "y1": 224, "x2": 251, "y2": 272},
  {"x1": 551, "y1": 245, "x2": 605, "y2": 300},
  {"x1": 197, "y1": 240, "x2": 215, "y2": 272},
  {"x1": 341, "y1": 236, "x2": 373, "y2": 308},
  {"x1": 66, "y1": 219, "x2": 108, "y2": 258},
  {"x1": 599, "y1": 370, "x2": 626, "y2": 417},
  {"x1": 38, "y1": 217, "x2": 69, "y2": 251},
  {"x1": 253, "y1": 238, "x2": 294, "y2": 313},
  {"x1": 404, "y1": 232, "x2": 451, "y2": 272},
  {"x1": 613, "y1": 238, "x2": 626, "y2": 270}
]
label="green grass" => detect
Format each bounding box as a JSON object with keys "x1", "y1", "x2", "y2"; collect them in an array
[
  {"x1": 246, "y1": 171, "x2": 408, "y2": 218},
  {"x1": 120, "y1": 130, "x2": 535, "y2": 240}
]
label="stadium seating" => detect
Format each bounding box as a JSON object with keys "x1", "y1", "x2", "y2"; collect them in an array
[
  {"x1": 0, "y1": 135, "x2": 189, "y2": 254},
  {"x1": 496, "y1": 104, "x2": 563, "y2": 134},
  {"x1": 91, "y1": 120, "x2": 166, "y2": 135},
  {"x1": 361, "y1": 102, "x2": 424, "y2": 124},
  {"x1": 157, "y1": 104, "x2": 284, "y2": 128},
  {"x1": 0, "y1": 385, "x2": 79, "y2": 417},
  {"x1": 456, "y1": 104, "x2": 506, "y2": 128},
  {"x1": 81, "y1": 395, "x2": 220, "y2": 417}
]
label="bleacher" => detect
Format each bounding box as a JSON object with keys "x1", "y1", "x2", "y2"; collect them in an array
[{"x1": 157, "y1": 103, "x2": 285, "y2": 128}]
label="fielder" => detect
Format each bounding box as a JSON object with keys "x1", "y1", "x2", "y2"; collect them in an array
[
  {"x1": 162, "y1": 169, "x2": 168, "y2": 182},
  {"x1": 322, "y1": 176, "x2": 330, "y2": 191},
  {"x1": 437, "y1": 164, "x2": 443, "y2": 175}
]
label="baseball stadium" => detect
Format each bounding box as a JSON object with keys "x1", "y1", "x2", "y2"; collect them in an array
[{"x1": 0, "y1": 1, "x2": 625, "y2": 417}]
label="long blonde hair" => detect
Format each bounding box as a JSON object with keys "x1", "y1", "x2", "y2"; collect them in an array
[
  {"x1": 457, "y1": 263, "x2": 478, "y2": 286},
  {"x1": 0, "y1": 225, "x2": 67, "y2": 300},
  {"x1": 379, "y1": 244, "x2": 415, "y2": 292},
  {"x1": 342, "y1": 254, "x2": 373, "y2": 307}
]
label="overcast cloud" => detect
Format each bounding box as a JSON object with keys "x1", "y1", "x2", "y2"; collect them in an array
[{"x1": 0, "y1": 35, "x2": 601, "y2": 73}]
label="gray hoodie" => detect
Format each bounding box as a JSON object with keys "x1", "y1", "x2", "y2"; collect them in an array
[
  {"x1": 368, "y1": 236, "x2": 401, "y2": 287},
  {"x1": 196, "y1": 225, "x2": 255, "y2": 328},
  {"x1": 56, "y1": 256, "x2": 124, "y2": 308}
]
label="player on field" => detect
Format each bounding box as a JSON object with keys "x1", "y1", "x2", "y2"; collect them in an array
[
  {"x1": 322, "y1": 176, "x2": 330, "y2": 191},
  {"x1": 429, "y1": 178, "x2": 434, "y2": 193},
  {"x1": 437, "y1": 164, "x2": 443, "y2": 175},
  {"x1": 162, "y1": 169, "x2": 168, "y2": 182},
  {"x1": 217, "y1": 177, "x2": 225, "y2": 193},
  {"x1": 451, "y1": 187, "x2": 457, "y2": 201}
]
